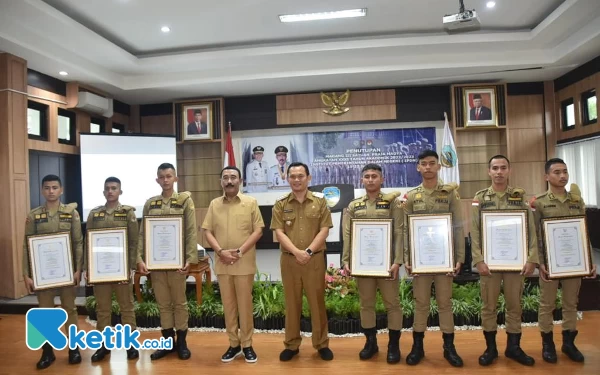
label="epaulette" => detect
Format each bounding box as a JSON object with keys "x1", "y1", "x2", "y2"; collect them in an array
[
  {"x1": 535, "y1": 191, "x2": 548, "y2": 199},
  {"x1": 90, "y1": 205, "x2": 104, "y2": 212},
  {"x1": 510, "y1": 187, "x2": 526, "y2": 197},
  {"x1": 474, "y1": 188, "x2": 487, "y2": 197},
  {"x1": 385, "y1": 191, "x2": 402, "y2": 200},
  {"x1": 177, "y1": 191, "x2": 192, "y2": 204},
  {"x1": 569, "y1": 183, "x2": 581, "y2": 197},
  {"x1": 312, "y1": 191, "x2": 325, "y2": 198},
  {"x1": 62, "y1": 202, "x2": 78, "y2": 213},
  {"x1": 440, "y1": 182, "x2": 458, "y2": 192},
  {"x1": 277, "y1": 193, "x2": 290, "y2": 202},
  {"x1": 120, "y1": 205, "x2": 136, "y2": 212}
]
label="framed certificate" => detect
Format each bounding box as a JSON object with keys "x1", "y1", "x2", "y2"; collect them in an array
[
  {"x1": 481, "y1": 209, "x2": 528, "y2": 271},
  {"x1": 542, "y1": 216, "x2": 592, "y2": 279},
  {"x1": 144, "y1": 215, "x2": 184, "y2": 271},
  {"x1": 27, "y1": 232, "x2": 75, "y2": 291},
  {"x1": 87, "y1": 227, "x2": 129, "y2": 284},
  {"x1": 349, "y1": 219, "x2": 393, "y2": 277},
  {"x1": 408, "y1": 213, "x2": 454, "y2": 274}
]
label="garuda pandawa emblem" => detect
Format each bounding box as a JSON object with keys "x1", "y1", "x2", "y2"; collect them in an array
[{"x1": 320, "y1": 90, "x2": 350, "y2": 116}]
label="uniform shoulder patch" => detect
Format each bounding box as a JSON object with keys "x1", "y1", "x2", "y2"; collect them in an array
[
  {"x1": 511, "y1": 187, "x2": 526, "y2": 197},
  {"x1": 277, "y1": 193, "x2": 290, "y2": 201},
  {"x1": 386, "y1": 191, "x2": 401, "y2": 200},
  {"x1": 441, "y1": 182, "x2": 458, "y2": 192},
  {"x1": 121, "y1": 205, "x2": 136, "y2": 212},
  {"x1": 63, "y1": 202, "x2": 78, "y2": 213},
  {"x1": 312, "y1": 191, "x2": 324, "y2": 198}
]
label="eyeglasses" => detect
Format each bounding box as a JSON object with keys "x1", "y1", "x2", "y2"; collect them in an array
[{"x1": 221, "y1": 176, "x2": 239, "y2": 182}]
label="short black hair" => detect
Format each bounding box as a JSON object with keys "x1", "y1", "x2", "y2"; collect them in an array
[
  {"x1": 287, "y1": 162, "x2": 310, "y2": 176},
  {"x1": 418, "y1": 150, "x2": 439, "y2": 161},
  {"x1": 221, "y1": 166, "x2": 241, "y2": 178},
  {"x1": 361, "y1": 164, "x2": 382, "y2": 174},
  {"x1": 488, "y1": 154, "x2": 510, "y2": 167},
  {"x1": 545, "y1": 158, "x2": 567, "y2": 173},
  {"x1": 41, "y1": 174, "x2": 62, "y2": 187},
  {"x1": 105, "y1": 176, "x2": 121, "y2": 185},
  {"x1": 157, "y1": 163, "x2": 176, "y2": 173}
]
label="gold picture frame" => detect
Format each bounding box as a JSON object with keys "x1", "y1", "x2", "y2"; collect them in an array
[
  {"x1": 182, "y1": 102, "x2": 213, "y2": 141},
  {"x1": 86, "y1": 227, "x2": 129, "y2": 284},
  {"x1": 408, "y1": 213, "x2": 454, "y2": 274},
  {"x1": 463, "y1": 86, "x2": 498, "y2": 128},
  {"x1": 143, "y1": 215, "x2": 184, "y2": 271},
  {"x1": 481, "y1": 209, "x2": 528, "y2": 271},
  {"x1": 541, "y1": 215, "x2": 593, "y2": 279},
  {"x1": 349, "y1": 218, "x2": 393, "y2": 278},
  {"x1": 27, "y1": 231, "x2": 75, "y2": 291}
]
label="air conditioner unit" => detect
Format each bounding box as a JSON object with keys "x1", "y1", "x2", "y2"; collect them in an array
[{"x1": 76, "y1": 91, "x2": 113, "y2": 117}]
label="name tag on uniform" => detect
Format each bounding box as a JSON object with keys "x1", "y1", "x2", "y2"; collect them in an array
[
  {"x1": 114, "y1": 213, "x2": 127, "y2": 221},
  {"x1": 508, "y1": 197, "x2": 522, "y2": 206},
  {"x1": 435, "y1": 199, "x2": 449, "y2": 204},
  {"x1": 376, "y1": 201, "x2": 390, "y2": 209},
  {"x1": 569, "y1": 205, "x2": 580, "y2": 210},
  {"x1": 283, "y1": 209, "x2": 293, "y2": 213},
  {"x1": 354, "y1": 202, "x2": 366, "y2": 211},
  {"x1": 59, "y1": 213, "x2": 72, "y2": 222},
  {"x1": 149, "y1": 200, "x2": 162, "y2": 209},
  {"x1": 170, "y1": 198, "x2": 183, "y2": 209}
]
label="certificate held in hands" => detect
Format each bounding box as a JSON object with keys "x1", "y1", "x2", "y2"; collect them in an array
[
  {"x1": 408, "y1": 214, "x2": 454, "y2": 274},
  {"x1": 144, "y1": 215, "x2": 184, "y2": 270},
  {"x1": 87, "y1": 227, "x2": 129, "y2": 284},
  {"x1": 349, "y1": 218, "x2": 393, "y2": 277},
  {"x1": 27, "y1": 232, "x2": 75, "y2": 291},
  {"x1": 481, "y1": 210, "x2": 528, "y2": 271},
  {"x1": 542, "y1": 216, "x2": 593, "y2": 279}
]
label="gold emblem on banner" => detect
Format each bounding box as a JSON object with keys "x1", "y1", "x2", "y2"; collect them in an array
[{"x1": 321, "y1": 90, "x2": 351, "y2": 116}]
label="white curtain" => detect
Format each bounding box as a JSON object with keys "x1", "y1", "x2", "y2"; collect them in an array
[{"x1": 556, "y1": 136, "x2": 600, "y2": 207}]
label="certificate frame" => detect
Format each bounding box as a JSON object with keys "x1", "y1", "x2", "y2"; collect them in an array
[
  {"x1": 349, "y1": 218, "x2": 393, "y2": 278},
  {"x1": 541, "y1": 215, "x2": 592, "y2": 279},
  {"x1": 87, "y1": 227, "x2": 129, "y2": 284},
  {"x1": 481, "y1": 209, "x2": 528, "y2": 271},
  {"x1": 27, "y1": 231, "x2": 75, "y2": 291},
  {"x1": 408, "y1": 213, "x2": 454, "y2": 274},
  {"x1": 144, "y1": 215, "x2": 184, "y2": 271}
]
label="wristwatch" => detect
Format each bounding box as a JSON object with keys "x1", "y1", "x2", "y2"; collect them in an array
[
  {"x1": 305, "y1": 248, "x2": 313, "y2": 256},
  {"x1": 236, "y1": 249, "x2": 242, "y2": 257}
]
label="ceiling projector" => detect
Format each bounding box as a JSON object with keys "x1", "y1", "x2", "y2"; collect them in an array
[{"x1": 443, "y1": 1, "x2": 481, "y2": 31}]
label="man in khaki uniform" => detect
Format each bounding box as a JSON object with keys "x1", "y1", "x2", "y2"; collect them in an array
[
  {"x1": 23, "y1": 174, "x2": 83, "y2": 369},
  {"x1": 87, "y1": 177, "x2": 140, "y2": 362},
  {"x1": 403, "y1": 150, "x2": 464, "y2": 367},
  {"x1": 471, "y1": 155, "x2": 539, "y2": 367},
  {"x1": 203, "y1": 166, "x2": 264, "y2": 363},
  {"x1": 137, "y1": 163, "x2": 198, "y2": 360},
  {"x1": 271, "y1": 162, "x2": 334, "y2": 361},
  {"x1": 342, "y1": 164, "x2": 403, "y2": 364},
  {"x1": 530, "y1": 158, "x2": 597, "y2": 363}
]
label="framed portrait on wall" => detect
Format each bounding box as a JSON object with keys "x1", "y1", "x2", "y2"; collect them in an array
[
  {"x1": 463, "y1": 87, "x2": 498, "y2": 128},
  {"x1": 182, "y1": 102, "x2": 213, "y2": 141}
]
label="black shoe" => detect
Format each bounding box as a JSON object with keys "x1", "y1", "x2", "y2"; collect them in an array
[
  {"x1": 68, "y1": 348, "x2": 82, "y2": 365},
  {"x1": 176, "y1": 330, "x2": 191, "y2": 360},
  {"x1": 406, "y1": 331, "x2": 425, "y2": 365},
  {"x1": 243, "y1": 347, "x2": 258, "y2": 363},
  {"x1": 541, "y1": 331, "x2": 557, "y2": 363},
  {"x1": 387, "y1": 329, "x2": 401, "y2": 364},
  {"x1": 151, "y1": 328, "x2": 176, "y2": 361},
  {"x1": 221, "y1": 346, "x2": 242, "y2": 362},
  {"x1": 279, "y1": 349, "x2": 299, "y2": 361},
  {"x1": 318, "y1": 347, "x2": 334, "y2": 361},
  {"x1": 36, "y1": 343, "x2": 55, "y2": 370},
  {"x1": 359, "y1": 327, "x2": 378, "y2": 360},
  {"x1": 505, "y1": 333, "x2": 535, "y2": 366},
  {"x1": 478, "y1": 331, "x2": 498, "y2": 366},
  {"x1": 91, "y1": 346, "x2": 110, "y2": 362},
  {"x1": 442, "y1": 333, "x2": 463, "y2": 367},
  {"x1": 126, "y1": 347, "x2": 139, "y2": 360},
  {"x1": 562, "y1": 330, "x2": 584, "y2": 362}
]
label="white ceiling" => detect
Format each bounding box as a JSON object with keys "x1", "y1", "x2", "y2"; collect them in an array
[{"x1": 1, "y1": 0, "x2": 599, "y2": 104}]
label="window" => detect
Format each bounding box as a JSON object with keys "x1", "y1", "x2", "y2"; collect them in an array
[
  {"x1": 58, "y1": 108, "x2": 76, "y2": 145},
  {"x1": 557, "y1": 136, "x2": 600, "y2": 207},
  {"x1": 91, "y1": 117, "x2": 105, "y2": 133},
  {"x1": 561, "y1": 98, "x2": 575, "y2": 130},
  {"x1": 27, "y1": 101, "x2": 48, "y2": 140},
  {"x1": 581, "y1": 89, "x2": 597, "y2": 125},
  {"x1": 112, "y1": 123, "x2": 125, "y2": 133}
]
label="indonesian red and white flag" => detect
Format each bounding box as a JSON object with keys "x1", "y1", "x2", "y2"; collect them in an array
[{"x1": 224, "y1": 122, "x2": 236, "y2": 168}]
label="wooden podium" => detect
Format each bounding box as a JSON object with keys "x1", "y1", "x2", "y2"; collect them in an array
[{"x1": 133, "y1": 256, "x2": 211, "y2": 304}]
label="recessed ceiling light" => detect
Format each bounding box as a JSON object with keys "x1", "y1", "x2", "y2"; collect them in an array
[
  {"x1": 279, "y1": 8, "x2": 367, "y2": 23},
  {"x1": 59, "y1": 71, "x2": 68, "y2": 76},
  {"x1": 486, "y1": 1, "x2": 496, "y2": 8},
  {"x1": 161, "y1": 26, "x2": 171, "y2": 33}
]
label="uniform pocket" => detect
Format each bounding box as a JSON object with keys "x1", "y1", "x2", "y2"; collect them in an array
[
  {"x1": 59, "y1": 222, "x2": 71, "y2": 231},
  {"x1": 375, "y1": 209, "x2": 390, "y2": 217},
  {"x1": 235, "y1": 214, "x2": 251, "y2": 230},
  {"x1": 283, "y1": 213, "x2": 296, "y2": 227}
]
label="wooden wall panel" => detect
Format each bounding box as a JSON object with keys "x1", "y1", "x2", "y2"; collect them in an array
[
  {"x1": 507, "y1": 128, "x2": 546, "y2": 162},
  {"x1": 506, "y1": 95, "x2": 544, "y2": 129},
  {"x1": 455, "y1": 129, "x2": 505, "y2": 147},
  {"x1": 458, "y1": 181, "x2": 489, "y2": 199},
  {"x1": 276, "y1": 89, "x2": 396, "y2": 125},
  {"x1": 459, "y1": 163, "x2": 490, "y2": 181},
  {"x1": 544, "y1": 81, "x2": 557, "y2": 158},
  {"x1": 509, "y1": 162, "x2": 546, "y2": 197},
  {"x1": 457, "y1": 145, "x2": 506, "y2": 164},
  {"x1": 141, "y1": 114, "x2": 174, "y2": 135}
]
